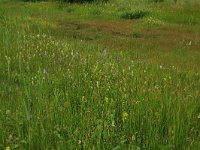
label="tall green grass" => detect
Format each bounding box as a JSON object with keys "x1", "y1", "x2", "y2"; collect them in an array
[
  {"x1": 19, "y1": 0, "x2": 108, "y2": 3},
  {"x1": 0, "y1": 2, "x2": 200, "y2": 150}
]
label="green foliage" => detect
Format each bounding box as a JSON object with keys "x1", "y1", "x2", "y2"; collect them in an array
[
  {"x1": 120, "y1": 10, "x2": 149, "y2": 19},
  {"x1": 149, "y1": 0, "x2": 164, "y2": 3},
  {"x1": 61, "y1": 0, "x2": 108, "y2": 3},
  {"x1": 20, "y1": 0, "x2": 44, "y2": 1},
  {"x1": 0, "y1": 1, "x2": 200, "y2": 149},
  {"x1": 21, "y1": 0, "x2": 108, "y2": 2}
]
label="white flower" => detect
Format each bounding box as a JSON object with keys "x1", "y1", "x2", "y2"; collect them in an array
[
  {"x1": 103, "y1": 49, "x2": 107, "y2": 56},
  {"x1": 6, "y1": 110, "x2": 11, "y2": 116}
]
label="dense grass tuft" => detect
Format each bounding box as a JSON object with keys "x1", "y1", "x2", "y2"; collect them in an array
[{"x1": 120, "y1": 10, "x2": 149, "y2": 20}]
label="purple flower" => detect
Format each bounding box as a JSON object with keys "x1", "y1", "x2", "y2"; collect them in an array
[
  {"x1": 103, "y1": 49, "x2": 107, "y2": 56},
  {"x1": 98, "y1": 57, "x2": 101, "y2": 63}
]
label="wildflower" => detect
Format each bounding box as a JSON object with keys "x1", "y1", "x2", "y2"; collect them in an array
[
  {"x1": 43, "y1": 69, "x2": 46, "y2": 74},
  {"x1": 97, "y1": 57, "x2": 101, "y2": 64},
  {"x1": 82, "y1": 96, "x2": 85, "y2": 102},
  {"x1": 122, "y1": 112, "x2": 128, "y2": 121},
  {"x1": 160, "y1": 65, "x2": 163, "y2": 69},
  {"x1": 6, "y1": 110, "x2": 11, "y2": 116},
  {"x1": 31, "y1": 77, "x2": 35, "y2": 85},
  {"x1": 169, "y1": 76, "x2": 172, "y2": 80},
  {"x1": 116, "y1": 57, "x2": 120, "y2": 64},
  {"x1": 122, "y1": 69, "x2": 125, "y2": 74},
  {"x1": 131, "y1": 135, "x2": 136, "y2": 141},
  {"x1": 71, "y1": 50, "x2": 74, "y2": 56},
  {"x1": 5, "y1": 146, "x2": 10, "y2": 150},
  {"x1": 103, "y1": 49, "x2": 107, "y2": 56},
  {"x1": 43, "y1": 69, "x2": 46, "y2": 80},
  {"x1": 111, "y1": 120, "x2": 115, "y2": 127},
  {"x1": 136, "y1": 146, "x2": 140, "y2": 150},
  {"x1": 78, "y1": 140, "x2": 82, "y2": 145},
  {"x1": 96, "y1": 81, "x2": 99, "y2": 88},
  {"x1": 105, "y1": 97, "x2": 109, "y2": 103},
  {"x1": 42, "y1": 33, "x2": 46, "y2": 38},
  {"x1": 187, "y1": 41, "x2": 192, "y2": 46}
]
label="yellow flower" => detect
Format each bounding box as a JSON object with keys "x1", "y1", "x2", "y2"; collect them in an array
[
  {"x1": 96, "y1": 81, "x2": 99, "y2": 88},
  {"x1": 82, "y1": 96, "x2": 85, "y2": 101},
  {"x1": 6, "y1": 146, "x2": 10, "y2": 150},
  {"x1": 111, "y1": 120, "x2": 115, "y2": 127},
  {"x1": 197, "y1": 113, "x2": 200, "y2": 119},
  {"x1": 122, "y1": 112, "x2": 128, "y2": 121},
  {"x1": 105, "y1": 97, "x2": 109, "y2": 103}
]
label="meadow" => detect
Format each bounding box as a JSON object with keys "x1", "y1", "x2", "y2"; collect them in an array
[{"x1": 0, "y1": 0, "x2": 200, "y2": 149}]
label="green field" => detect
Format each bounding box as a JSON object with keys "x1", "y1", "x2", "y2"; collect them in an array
[{"x1": 0, "y1": 0, "x2": 200, "y2": 149}]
